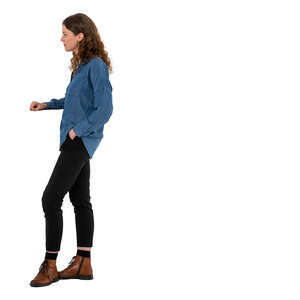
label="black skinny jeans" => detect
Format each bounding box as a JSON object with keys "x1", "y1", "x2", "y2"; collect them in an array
[{"x1": 42, "y1": 134, "x2": 94, "y2": 251}]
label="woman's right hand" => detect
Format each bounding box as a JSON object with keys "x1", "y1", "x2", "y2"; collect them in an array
[{"x1": 30, "y1": 101, "x2": 47, "y2": 111}]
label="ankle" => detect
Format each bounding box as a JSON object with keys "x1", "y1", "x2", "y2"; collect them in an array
[
  {"x1": 45, "y1": 251, "x2": 59, "y2": 260},
  {"x1": 77, "y1": 249, "x2": 91, "y2": 258}
]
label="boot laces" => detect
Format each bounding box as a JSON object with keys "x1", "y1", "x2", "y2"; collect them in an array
[{"x1": 39, "y1": 260, "x2": 49, "y2": 273}]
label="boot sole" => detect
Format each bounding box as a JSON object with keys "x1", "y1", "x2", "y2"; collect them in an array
[
  {"x1": 59, "y1": 274, "x2": 93, "y2": 280},
  {"x1": 30, "y1": 277, "x2": 60, "y2": 287}
]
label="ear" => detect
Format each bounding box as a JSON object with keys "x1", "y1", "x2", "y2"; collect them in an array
[{"x1": 78, "y1": 32, "x2": 85, "y2": 41}]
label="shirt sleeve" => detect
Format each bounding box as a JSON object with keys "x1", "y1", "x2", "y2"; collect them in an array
[
  {"x1": 44, "y1": 97, "x2": 65, "y2": 109},
  {"x1": 73, "y1": 60, "x2": 113, "y2": 137}
]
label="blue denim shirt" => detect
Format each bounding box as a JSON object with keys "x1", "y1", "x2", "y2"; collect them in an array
[{"x1": 45, "y1": 57, "x2": 113, "y2": 159}]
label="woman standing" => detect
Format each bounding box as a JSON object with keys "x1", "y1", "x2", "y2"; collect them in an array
[{"x1": 29, "y1": 13, "x2": 113, "y2": 287}]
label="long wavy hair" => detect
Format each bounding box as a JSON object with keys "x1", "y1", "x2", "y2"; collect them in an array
[{"x1": 62, "y1": 13, "x2": 112, "y2": 75}]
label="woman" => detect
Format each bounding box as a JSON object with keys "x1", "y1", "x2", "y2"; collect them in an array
[{"x1": 29, "y1": 13, "x2": 113, "y2": 287}]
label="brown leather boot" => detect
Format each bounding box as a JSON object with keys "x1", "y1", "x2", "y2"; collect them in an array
[
  {"x1": 58, "y1": 255, "x2": 93, "y2": 280},
  {"x1": 30, "y1": 259, "x2": 60, "y2": 287}
]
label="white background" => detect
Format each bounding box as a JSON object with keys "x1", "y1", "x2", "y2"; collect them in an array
[{"x1": 0, "y1": 0, "x2": 299, "y2": 299}]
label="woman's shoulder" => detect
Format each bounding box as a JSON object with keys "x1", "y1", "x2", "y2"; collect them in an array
[
  {"x1": 88, "y1": 56, "x2": 105, "y2": 66},
  {"x1": 87, "y1": 57, "x2": 108, "y2": 75}
]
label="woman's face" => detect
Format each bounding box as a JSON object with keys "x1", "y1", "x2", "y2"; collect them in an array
[{"x1": 61, "y1": 24, "x2": 84, "y2": 53}]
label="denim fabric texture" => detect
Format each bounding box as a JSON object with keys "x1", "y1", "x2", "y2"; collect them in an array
[{"x1": 45, "y1": 57, "x2": 113, "y2": 159}]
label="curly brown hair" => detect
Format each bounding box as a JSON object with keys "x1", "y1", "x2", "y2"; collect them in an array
[{"x1": 62, "y1": 13, "x2": 112, "y2": 75}]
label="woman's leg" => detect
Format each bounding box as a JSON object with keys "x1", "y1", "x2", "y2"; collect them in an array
[
  {"x1": 69, "y1": 159, "x2": 94, "y2": 250},
  {"x1": 42, "y1": 136, "x2": 89, "y2": 252}
]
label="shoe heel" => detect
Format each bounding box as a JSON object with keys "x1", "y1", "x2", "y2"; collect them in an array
[{"x1": 78, "y1": 274, "x2": 93, "y2": 280}]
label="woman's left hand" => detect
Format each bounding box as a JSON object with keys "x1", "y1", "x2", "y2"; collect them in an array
[{"x1": 69, "y1": 128, "x2": 77, "y2": 140}]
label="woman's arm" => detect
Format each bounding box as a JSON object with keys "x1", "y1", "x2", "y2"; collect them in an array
[
  {"x1": 73, "y1": 60, "x2": 113, "y2": 137},
  {"x1": 44, "y1": 97, "x2": 65, "y2": 110}
]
